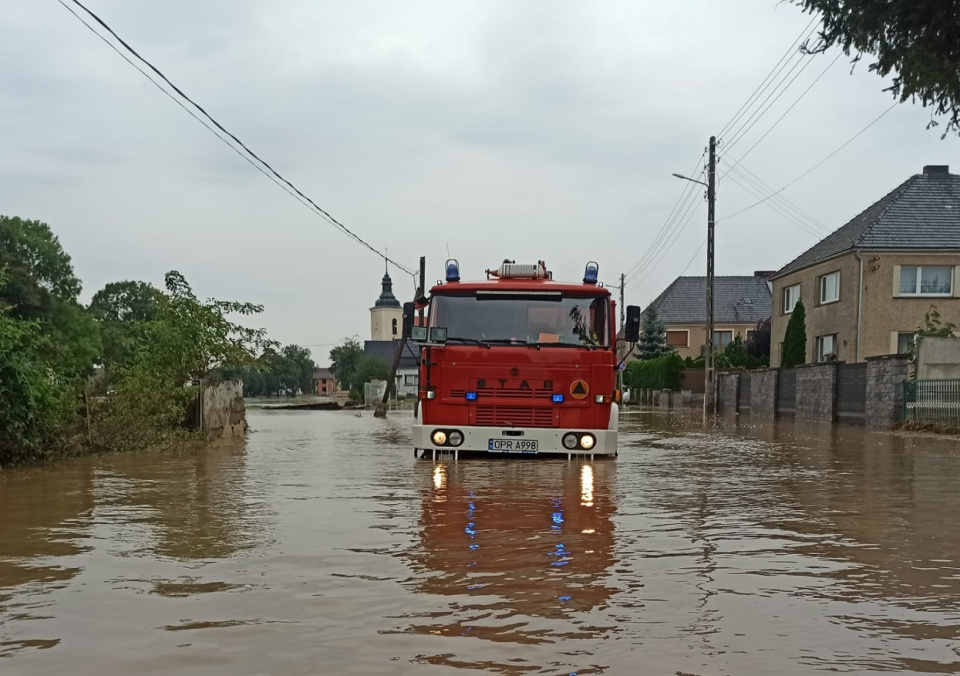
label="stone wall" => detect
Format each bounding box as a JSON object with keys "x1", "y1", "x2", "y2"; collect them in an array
[
  {"x1": 200, "y1": 380, "x2": 246, "y2": 437},
  {"x1": 750, "y1": 370, "x2": 779, "y2": 417},
  {"x1": 865, "y1": 355, "x2": 910, "y2": 429},
  {"x1": 717, "y1": 373, "x2": 739, "y2": 413},
  {"x1": 796, "y1": 363, "x2": 837, "y2": 423}
]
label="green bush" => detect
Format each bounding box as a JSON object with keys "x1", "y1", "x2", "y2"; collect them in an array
[{"x1": 624, "y1": 353, "x2": 684, "y2": 391}]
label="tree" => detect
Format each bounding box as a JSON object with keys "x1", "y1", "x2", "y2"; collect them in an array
[
  {"x1": 908, "y1": 304, "x2": 959, "y2": 358},
  {"x1": 95, "y1": 272, "x2": 271, "y2": 451},
  {"x1": 0, "y1": 215, "x2": 100, "y2": 378},
  {"x1": 792, "y1": 1, "x2": 960, "y2": 136},
  {"x1": 281, "y1": 344, "x2": 316, "y2": 394},
  {"x1": 638, "y1": 307, "x2": 672, "y2": 360},
  {"x1": 0, "y1": 272, "x2": 70, "y2": 465},
  {"x1": 781, "y1": 300, "x2": 807, "y2": 369},
  {"x1": 746, "y1": 317, "x2": 771, "y2": 360},
  {"x1": 329, "y1": 337, "x2": 364, "y2": 391},
  {"x1": 89, "y1": 280, "x2": 163, "y2": 370},
  {"x1": 352, "y1": 355, "x2": 390, "y2": 401}
]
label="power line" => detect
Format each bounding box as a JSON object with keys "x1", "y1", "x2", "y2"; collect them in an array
[
  {"x1": 60, "y1": 0, "x2": 416, "y2": 277},
  {"x1": 629, "y1": 194, "x2": 704, "y2": 288},
  {"x1": 717, "y1": 17, "x2": 818, "y2": 139},
  {"x1": 623, "y1": 152, "x2": 706, "y2": 282},
  {"x1": 723, "y1": 46, "x2": 817, "y2": 153},
  {"x1": 722, "y1": 165, "x2": 826, "y2": 238},
  {"x1": 721, "y1": 102, "x2": 898, "y2": 223},
  {"x1": 723, "y1": 52, "x2": 841, "y2": 173},
  {"x1": 720, "y1": 156, "x2": 830, "y2": 233}
]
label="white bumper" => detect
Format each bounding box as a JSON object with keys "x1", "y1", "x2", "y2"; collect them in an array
[{"x1": 412, "y1": 424, "x2": 618, "y2": 456}]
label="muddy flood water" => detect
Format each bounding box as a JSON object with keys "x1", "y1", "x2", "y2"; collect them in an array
[{"x1": 3, "y1": 410, "x2": 960, "y2": 675}]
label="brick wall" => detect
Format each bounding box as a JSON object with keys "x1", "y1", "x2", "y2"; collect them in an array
[{"x1": 796, "y1": 363, "x2": 837, "y2": 423}]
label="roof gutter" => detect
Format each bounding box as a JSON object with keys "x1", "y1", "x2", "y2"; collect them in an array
[{"x1": 855, "y1": 250, "x2": 864, "y2": 362}]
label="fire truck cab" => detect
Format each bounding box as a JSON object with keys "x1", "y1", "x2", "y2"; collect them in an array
[{"x1": 404, "y1": 259, "x2": 641, "y2": 458}]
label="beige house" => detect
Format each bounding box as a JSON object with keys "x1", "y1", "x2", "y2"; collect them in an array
[
  {"x1": 634, "y1": 274, "x2": 773, "y2": 360},
  {"x1": 771, "y1": 165, "x2": 960, "y2": 367}
]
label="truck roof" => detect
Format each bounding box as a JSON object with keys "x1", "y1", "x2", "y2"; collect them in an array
[{"x1": 429, "y1": 277, "x2": 612, "y2": 296}]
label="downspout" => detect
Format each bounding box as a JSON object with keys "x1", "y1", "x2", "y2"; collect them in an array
[{"x1": 855, "y1": 250, "x2": 864, "y2": 362}]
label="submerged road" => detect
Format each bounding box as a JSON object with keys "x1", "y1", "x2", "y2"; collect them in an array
[{"x1": 3, "y1": 410, "x2": 960, "y2": 674}]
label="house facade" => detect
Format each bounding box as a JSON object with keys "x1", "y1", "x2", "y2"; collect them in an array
[
  {"x1": 313, "y1": 368, "x2": 337, "y2": 396},
  {"x1": 771, "y1": 165, "x2": 960, "y2": 366},
  {"x1": 634, "y1": 274, "x2": 773, "y2": 360}
]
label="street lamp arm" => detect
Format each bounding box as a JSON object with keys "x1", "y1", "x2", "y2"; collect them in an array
[{"x1": 672, "y1": 172, "x2": 708, "y2": 187}]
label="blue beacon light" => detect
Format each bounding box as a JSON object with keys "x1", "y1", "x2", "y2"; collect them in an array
[
  {"x1": 583, "y1": 261, "x2": 599, "y2": 284},
  {"x1": 446, "y1": 259, "x2": 460, "y2": 283},
  {"x1": 552, "y1": 394, "x2": 564, "y2": 403},
  {"x1": 465, "y1": 392, "x2": 478, "y2": 401}
]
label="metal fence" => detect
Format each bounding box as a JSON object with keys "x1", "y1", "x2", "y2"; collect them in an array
[
  {"x1": 903, "y1": 379, "x2": 960, "y2": 426},
  {"x1": 836, "y1": 362, "x2": 867, "y2": 423}
]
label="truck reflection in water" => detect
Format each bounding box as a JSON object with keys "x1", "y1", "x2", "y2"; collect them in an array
[{"x1": 399, "y1": 460, "x2": 619, "y2": 644}]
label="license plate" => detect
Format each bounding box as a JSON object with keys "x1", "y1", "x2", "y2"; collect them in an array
[{"x1": 488, "y1": 438, "x2": 538, "y2": 453}]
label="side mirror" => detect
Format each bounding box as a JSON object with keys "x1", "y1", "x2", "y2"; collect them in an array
[
  {"x1": 624, "y1": 305, "x2": 641, "y2": 343},
  {"x1": 402, "y1": 302, "x2": 415, "y2": 339}
]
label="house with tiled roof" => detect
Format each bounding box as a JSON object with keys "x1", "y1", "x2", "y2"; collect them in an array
[
  {"x1": 770, "y1": 164, "x2": 960, "y2": 367},
  {"x1": 637, "y1": 273, "x2": 773, "y2": 360}
]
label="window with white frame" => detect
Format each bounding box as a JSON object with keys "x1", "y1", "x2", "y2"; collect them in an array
[
  {"x1": 816, "y1": 334, "x2": 837, "y2": 362},
  {"x1": 782, "y1": 284, "x2": 800, "y2": 313},
  {"x1": 897, "y1": 332, "x2": 914, "y2": 355},
  {"x1": 403, "y1": 374, "x2": 418, "y2": 386},
  {"x1": 900, "y1": 265, "x2": 953, "y2": 296},
  {"x1": 819, "y1": 271, "x2": 840, "y2": 304}
]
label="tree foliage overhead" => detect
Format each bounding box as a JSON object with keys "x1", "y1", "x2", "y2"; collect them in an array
[
  {"x1": 781, "y1": 300, "x2": 807, "y2": 369},
  {"x1": 793, "y1": 0, "x2": 960, "y2": 135}
]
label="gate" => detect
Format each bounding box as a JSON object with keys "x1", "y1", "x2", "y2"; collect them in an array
[
  {"x1": 836, "y1": 362, "x2": 867, "y2": 424},
  {"x1": 778, "y1": 369, "x2": 797, "y2": 417}
]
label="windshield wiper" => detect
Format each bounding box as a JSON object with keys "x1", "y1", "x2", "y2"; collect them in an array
[
  {"x1": 533, "y1": 341, "x2": 596, "y2": 349},
  {"x1": 445, "y1": 336, "x2": 489, "y2": 346}
]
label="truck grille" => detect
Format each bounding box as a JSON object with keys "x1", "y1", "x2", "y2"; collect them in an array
[
  {"x1": 474, "y1": 406, "x2": 557, "y2": 428},
  {"x1": 451, "y1": 388, "x2": 553, "y2": 400}
]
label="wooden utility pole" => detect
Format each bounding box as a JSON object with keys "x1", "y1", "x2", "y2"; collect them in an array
[
  {"x1": 705, "y1": 135, "x2": 717, "y2": 419},
  {"x1": 376, "y1": 256, "x2": 426, "y2": 418}
]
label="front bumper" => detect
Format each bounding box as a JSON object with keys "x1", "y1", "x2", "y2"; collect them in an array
[{"x1": 412, "y1": 424, "x2": 617, "y2": 456}]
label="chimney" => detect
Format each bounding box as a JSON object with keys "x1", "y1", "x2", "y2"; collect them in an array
[
  {"x1": 923, "y1": 165, "x2": 950, "y2": 176},
  {"x1": 753, "y1": 270, "x2": 776, "y2": 279}
]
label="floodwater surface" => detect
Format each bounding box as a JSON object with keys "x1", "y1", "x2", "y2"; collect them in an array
[{"x1": 3, "y1": 410, "x2": 960, "y2": 675}]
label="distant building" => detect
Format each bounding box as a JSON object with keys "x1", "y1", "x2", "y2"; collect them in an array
[
  {"x1": 313, "y1": 367, "x2": 336, "y2": 396},
  {"x1": 370, "y1": 267, "x2": 402, "y2": 341},
  {"x1": 635, "y1": 274, "x2": 773, "y2": 360},
  {"x1": 771, "y1": 165, "x2": 960, "y2": 366},
  {"x1": 364, "y1": 267, "x2": 420, "y2": 397}
]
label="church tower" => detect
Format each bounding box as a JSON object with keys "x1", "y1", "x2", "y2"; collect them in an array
[{"x1": 370, "y1": 263, "x2": 403, "y2": 341}]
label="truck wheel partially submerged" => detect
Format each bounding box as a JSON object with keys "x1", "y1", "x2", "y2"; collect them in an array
[{"x1": 404, "y1": 259, "x2": 641, "y2": 459}]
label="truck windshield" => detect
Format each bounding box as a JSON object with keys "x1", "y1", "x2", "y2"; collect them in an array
[{"x1": 430, "y1": 293, "x2": 610, "y2": 347}]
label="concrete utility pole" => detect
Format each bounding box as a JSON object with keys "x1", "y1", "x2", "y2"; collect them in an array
[
  {"x1": 672, "y1": 135, "x2": 717, "y2": 421},
  {"x1": 705, "y1": 135, "x2": 716, "y2": 418}
]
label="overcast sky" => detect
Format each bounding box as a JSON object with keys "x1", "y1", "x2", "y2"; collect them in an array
[{"x1": 2, "y1": 1, "x2": 954, "y2": 365}]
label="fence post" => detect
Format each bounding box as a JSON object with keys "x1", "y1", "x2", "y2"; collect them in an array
[{"x1": 865, "y1": 355, "x2": 911, "y2": 429}]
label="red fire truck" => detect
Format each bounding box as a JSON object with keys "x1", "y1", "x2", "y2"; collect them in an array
[{"x1": 403, "y1": 259, "x2": 640, "y2": 458}]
